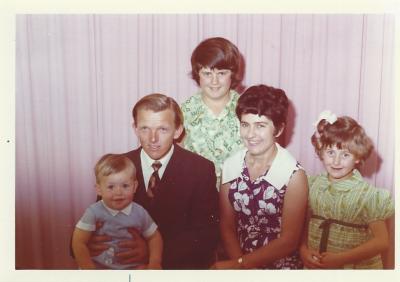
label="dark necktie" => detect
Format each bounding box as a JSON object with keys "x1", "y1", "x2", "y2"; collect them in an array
[{"x1": 147, "y1": 161, "x2": 162, "y2": 198}]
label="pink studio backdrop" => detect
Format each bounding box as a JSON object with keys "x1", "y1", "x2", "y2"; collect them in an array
[{"x1": 15, "y1": 14, "x2": 395, "y2": 269}]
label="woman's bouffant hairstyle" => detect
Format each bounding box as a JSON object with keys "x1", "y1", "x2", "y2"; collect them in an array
[
  {"x1": 236, "y1": 84, "x2": 289, "y2": 134},
  {"x1": 95, "y1": 154, "x2": 136, "y2": 184},
  {"x1": 191, "y1": 37, "x2": 242, "y2": 89},
  {"x1": 311, "y1": 116, "x2": 373, "y2": 164},
  {"x1": 132, "y1": 93, "x2": 184, "y2": 129}
]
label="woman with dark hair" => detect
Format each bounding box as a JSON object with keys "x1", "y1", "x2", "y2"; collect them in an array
[{"x1": 212, "y1": 84, "x2": 308, "y2": 269}]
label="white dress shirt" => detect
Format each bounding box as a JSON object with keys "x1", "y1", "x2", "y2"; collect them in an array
[{"x1": 140, "y1": 145, "x2": 174, "y2": 190}]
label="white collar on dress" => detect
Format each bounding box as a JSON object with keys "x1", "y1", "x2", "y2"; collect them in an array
[
  {"x1": 101, "y1": 200, "x2": 132, "y2": 216},
  {"x1": 259, "y1": 143, "x2": 298, "y2": 189},
  {"x1": 222, "y1": 143, "x2": 298, "y2": 190}
]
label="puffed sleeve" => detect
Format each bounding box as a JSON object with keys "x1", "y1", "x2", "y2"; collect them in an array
[
  {"x1": 307, "y1": 174, "x2": 317, "y2": 188},
  {"x1": 363, "y1": 187, "x2": 394, "y2": 223},
  {"x1": 306, "y1": 174, "x2": 321, "y2": 211}
]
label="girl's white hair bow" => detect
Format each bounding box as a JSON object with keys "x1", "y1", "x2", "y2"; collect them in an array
[{"x1": 313, "y1": 110, "x2": 337, "y2": 128}]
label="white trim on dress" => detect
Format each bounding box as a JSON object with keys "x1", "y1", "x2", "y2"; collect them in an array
[{"x1": 222, "y1": 143, "x2": 298, "y2": 190}]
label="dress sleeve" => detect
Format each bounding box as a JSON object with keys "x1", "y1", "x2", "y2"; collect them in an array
[
  {"x1": 306, "y1": 174, "x2": 320, "y2": 199},
  {"x1": 180, "y1": 96, "x2": 193, "y2": 125},
  {"x1": 180, "y1": 102, "x2": 189, "y2": 122},
  {"x1": 307, "y1": 174, "x2": 317, "y2": 187},
  {"x1": 306, "y1": 175, "x2": 316, "y2": 211},
  {"x1": 363, "y1": 188, "x2": 394, "y2": 223}
]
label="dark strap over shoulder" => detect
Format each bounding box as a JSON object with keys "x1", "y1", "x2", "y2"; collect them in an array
[{"x1": 311, "y1": 214, "x2": 368, "y2": 253}]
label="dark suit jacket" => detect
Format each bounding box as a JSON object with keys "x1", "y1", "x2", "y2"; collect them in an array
[{"x1": 125, "y1": 145, "x2": 219, "y2": 269}]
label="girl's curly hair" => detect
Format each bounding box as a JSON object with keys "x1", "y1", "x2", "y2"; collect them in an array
[{"x1": 311, "y1": 116, "x2": 373, "y2": 165}]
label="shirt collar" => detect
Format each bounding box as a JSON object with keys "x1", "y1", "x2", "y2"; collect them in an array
[
  {"x1": 222, "y1": 143, "x2": 298, "y2": 188},
  {"x1": 140, "y1": 144, "x2": 174, "y2": 170},
  {"x1": 320, "y1": 169, "x2": 362, "y2": 192},
  {"x1": 101, "y1": 200, "x2": 132, "y2": 216},
  {"x1": 199, "y1": 90, "x2": 238, "y2": 119},
  {"x1": 258, "y1": 143, "x2": 298, "y2": 190}
]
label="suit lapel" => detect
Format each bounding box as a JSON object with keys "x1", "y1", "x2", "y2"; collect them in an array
[
  {"x1": 129, "y1": 145, "x2": 184, "y2": 214},
  {"x1": 160, "y1": 145, "x2": 181, "y2": 185}
]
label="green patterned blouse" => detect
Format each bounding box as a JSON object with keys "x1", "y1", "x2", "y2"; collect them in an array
[
  {"x1": 307, "y1": 170, "x2": 394, "y2": 269},
  {"x1": 181, "y1": 90, "x2": 243, "y2": 188}
]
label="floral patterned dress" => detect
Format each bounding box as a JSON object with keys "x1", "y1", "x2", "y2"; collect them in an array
[
  {"x1": 223, "y1": 145, "x2": 304, "y2": 269},
  {"x1": 181, "y1": 90, "x2": 243, "y2": 188}
]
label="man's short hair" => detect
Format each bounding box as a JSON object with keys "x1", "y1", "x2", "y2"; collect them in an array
[{"x1": 132, "y1": 93, "x2": 184, "y2": 128}]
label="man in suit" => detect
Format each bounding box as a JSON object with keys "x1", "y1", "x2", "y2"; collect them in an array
[{"x1": 89, "y1": 93, "x2": 219, "y2": 269}]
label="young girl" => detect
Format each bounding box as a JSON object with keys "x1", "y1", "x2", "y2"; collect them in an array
[
  {"x1": 181, "y1": 37, "x2": 243, "y2": 188},
  {"x1": 300, "y1": 111, "x2": 394, "y2": 269}
]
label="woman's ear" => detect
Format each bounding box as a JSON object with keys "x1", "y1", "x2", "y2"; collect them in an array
[{"x1": 274, "y1": 124, "x2": 285, "y2": 138}]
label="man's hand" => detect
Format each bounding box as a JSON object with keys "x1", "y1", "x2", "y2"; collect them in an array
[
  {"x1": 87, "y1": 222, "x2": 111, "y2": 257},
  {"x1": 115, "y1": 227, "x2": 149, "y2": 265}
]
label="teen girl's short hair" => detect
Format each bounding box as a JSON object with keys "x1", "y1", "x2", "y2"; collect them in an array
[
  {"x1": 94, "y1": 154, "x2": 136, "y2": 184},
  {"x1": 236, "y1": 84, "x2": 289, "y2": 134},
  {"x1": 191, "y1": 37, "x2": 242, "y2": 89},
  {"x1": 132, "y1": 93, "x2": 184, "y2": 128},
  {"x1": 311, "y1": 116, "x2": 373, "y2": 163}
]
